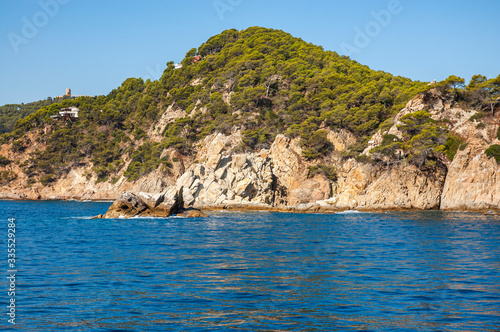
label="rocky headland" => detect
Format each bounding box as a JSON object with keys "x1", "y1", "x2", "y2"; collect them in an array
[{"x1": 2, "y1": 90, "x2": 499, "y2": 218}]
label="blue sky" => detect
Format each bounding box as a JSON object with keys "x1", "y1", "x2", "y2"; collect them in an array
[{"x1": 1, "y1": 0, "x2": 499, "y2": 105}]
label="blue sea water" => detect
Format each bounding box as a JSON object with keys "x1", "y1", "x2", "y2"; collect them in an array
[{"x1": 0, "y1": 200, "x2": 499, "y2": 331}]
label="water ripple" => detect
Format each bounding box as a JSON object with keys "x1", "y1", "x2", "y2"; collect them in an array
[{"x1": 1, "y1": 201, "x2": 499, "y2": 331}]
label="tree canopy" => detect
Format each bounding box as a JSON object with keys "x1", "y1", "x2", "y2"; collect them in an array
[{"x1": 3, "y1": 27, "x2": 483, "y2": 186}]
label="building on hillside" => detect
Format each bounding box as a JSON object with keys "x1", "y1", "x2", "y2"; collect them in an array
[
  {"x1": 50, "y1": 106, "x2": 79, "y2": 120},
  {"x1": 55, "y1": 88, "x2": 88, "y2": 99},
  {"x1": 55, "y1": 88, "x2": 73, "y2": 99}
]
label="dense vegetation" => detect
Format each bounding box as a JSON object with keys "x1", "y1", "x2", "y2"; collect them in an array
[
  {"x1": 0, "y1": 97, "x2": 69, "y2": 134},
  {"x1": 1, "y1": 27, "x2": 498, "y2": 186},
  {"x1": 371, "y1": 110, "x2": 462, "y2": 168},
  {"x1": 485, "y1": 144, "x2": 500, "y2": 164},
  {"x1": 369, "y1": 73, "x2": 500, "y2": 167}
]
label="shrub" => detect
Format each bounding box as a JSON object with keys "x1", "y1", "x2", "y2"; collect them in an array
[
  {"x1": 11, "y1": 140, "x2": 25, "y2": 153},
  {"x1": 0, "y1": 171, "x2": 17, "y2": 184},
  {"x1": 242, "y1": 128, "x2": 271, "y2": 149},
  {"x1": 40, "y1": 174, "x2": 55, "y2": 186},
  {"x1": 93, "y1": 166, "x2": 109, "y2": 183},
  {"x1": 133, "y1": 127, "x2": 147, "y2": 140},
  {"x1": 443, "y1": 134, "x2": 463, "y2": 161},
  {"x1": 307, "y1": 164, "x2": 337, "y2": 181},
  {"x1": 398, "y1": 111, "x2": 434, "y2": 139},
  {"x1": 380, "y1": 134, "x2": 401, "y2": 146},
  {"x1": 485, "y1": 144, "x2": 500, "y2": 164},
  {"x1": 307, "y1": 165, "x2": 320, "y2": 177},
  {"x1": 371, "y1": 141, "x2": 403, "y2": 160},
  {"x1": 0, "y1": 156, "x2": 12, "y2": 167},
  {"x1": 341, "y1": 141, "x2": 369, "y2": 159},
  {"x1": 124, "y1": 142, "x2": 171, "y2": 181},
  {"x1": 320, "y1": 165, "x2": 337, "y2": 181},
  {"x1": 355, "y1": 154, "x2": 373, "y2": 164},
  {"x1": 476, "y1": 122, "x2": 485, "y2": 129},
  {"x1": 469, "y1": 111, "x2": 484, "y2": 121},
  {"x1": 404, "y1": 125, "x2": 446, "y2": 167},
  {"x1": 396, "y1": 110, "x2": 456, "y2": 166},
  {"x1": 377, "y1": 118, "x2": 394, "y2": 132},
  {"x1": 370, "y1": 133, "x2": 403, "y2": 161},
  {"x1": 301, "y1": 130, "x2": 332, "y2": 160}
]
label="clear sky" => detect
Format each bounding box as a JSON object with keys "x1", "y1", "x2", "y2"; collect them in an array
[{"x1": 1, "y1": 0, "x2": 499, "y2": 106}]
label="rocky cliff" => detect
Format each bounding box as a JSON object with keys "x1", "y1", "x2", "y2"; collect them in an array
[
  {"x1": 441, "y1": 142, "x2": 500, "y2": 210},
  {"x1": 0, "y1": 143, "x2": 186, "y2": 201},
  {"x1": 366, "y1": 89, "x2": 500, "y2": 211},
  {"x1": 1, "y1": 90, "x2": 499, "y2": 215},
  {"x1": 147, "y1": 132, "x2": 446, "y2": 215}
]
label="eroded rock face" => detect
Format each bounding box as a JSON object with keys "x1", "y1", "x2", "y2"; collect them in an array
[
  {"x1": 288, "y1": 175, "x2": 332, "y2": 205},
  {"x1": 441, "y1": 143, "x2": 500, "y2": 211},
  {"x1": 195, "y1": 132, "x2": 243, "y2": 168},
  {"x1": 176, "y1": 209, "x2": 208, "y2": 218},
  {"x1": 4, "y1": 90, "x2": 500, "y2": 213},
  {"x1": 270, "y1": 134, "x2": 302, "y2": 191},
  {"x1": 331, "y1": 159, "x2": 375, "y2": 209},
  {"x1": 154, "y1": 129, "x2": 447, "y2": 212},
  {"x1": 355, "y1": 164, "x2": 446, "y2": 210},
  {"x1": 137, "y1": 192, "x2": 164, "y2": 209},
  {"x1": 178, "y1": 151, "x2": 275, "y2": 209},
  {"x1": 326, "y1": 129, "x2": 356, "y2": 152},
  {"x1": 317, "y1": 160, "x2": 445, "y2": 211}
]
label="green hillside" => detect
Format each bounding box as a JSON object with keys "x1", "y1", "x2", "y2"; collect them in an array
[
  {"x1": 5, "y1": 26, "x2": 494, "y2": 186},
  {"x1": 0, "y1": 98, "x2": 68, "y2": 134}
]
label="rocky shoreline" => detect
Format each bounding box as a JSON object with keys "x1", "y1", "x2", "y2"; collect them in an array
[
  {"x1": 2, "y1": 91, "x2": 500, "y2": 216},
  {"x1": 1, "y1": 192, "x2": 498, "y2": 217}
]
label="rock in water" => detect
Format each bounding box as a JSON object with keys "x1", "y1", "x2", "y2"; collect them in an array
[
  {"x1": 144, "y1": 188, "x2": 183, "y2": 217},
  {"x1": 176, "y1": 208, "x2": 208, "y2": 218},
  {"x1": 103, "y1": 192, "x2": 149, "y2": 218},
  {"x1": 101, "y1": 188, "x2": 192, "y2": 218},
  {"x1": 137, "y1": 192, "x2": 165, "y2": 209}
]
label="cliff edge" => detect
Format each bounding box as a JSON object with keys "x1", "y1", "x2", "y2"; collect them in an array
[{"x1": 101, "y1": 89, "x2": 500, "y2": 217}]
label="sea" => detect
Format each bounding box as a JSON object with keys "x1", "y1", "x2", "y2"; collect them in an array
[{"x1": 0, "y1": 200, "x2": 499, "y2": 331}]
